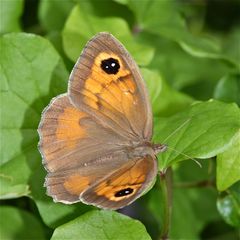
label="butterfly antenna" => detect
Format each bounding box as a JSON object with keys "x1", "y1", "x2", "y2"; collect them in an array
[
  {"x1": 162, "y1": 118, "x2": 191, "y2": 144},
  {"x1": 159, "y1": 118, "x2": 201, "y2": 168},
  {"x1": 166, "y1": 145, "x2": 202, "y2": 168}
]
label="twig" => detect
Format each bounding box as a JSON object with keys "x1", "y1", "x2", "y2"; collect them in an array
[{"x1": 159, "y1": 168, "x2": 173, "y2": 240}]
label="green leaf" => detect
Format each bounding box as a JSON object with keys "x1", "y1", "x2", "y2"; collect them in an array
[
  {"x1": 142, "y1": 68, "x2": 162, "y2": 107},
  {"x1": 38, "y1": 0, "x2": 74, "y2": 32},
  {"x1": 51, "y1": 210, "x2": 151, "y2": 240},
  {"x1": 62, "y1": 4, "x2": 154, "y2": 66},
  {"x1": 214, "y1": 73, "x2": 240, "y2": 106},
  {"x1": 123, "y1": 0, "x2": 238, "y2": 67},
  {"x1": 143, "y1": 34, "x2": 228, "y2": 100},
  {"x1": 0, "y1": 179, "x2": 30, "y2": 200},
  {"x1": 38, "y1": 0, "x2": 75, "y2": 70},
  {"x1": 0, "y1": 206, "x2": 46, "y2": 240},
  {"x1": 114, "y1": 0, "x2": 128, "y2": 4},
  {"x1": 153, "y1": 100, "x2": 240, "y2": 169},
  {"x1": 0, "y1": 0, "x2": 23, "y2": 34},
  {"x1": 173, "y1": 160, "x2": 219, "y2": 229},
  {"x1": 0, "y1": 33, "x2": 68, "y2": 198},
  {"x1": 217, "y1": 130, "x2": 240, "y2": 191},
  {"x1": 217, "y1": 183, "x2": 240, "y2": 227},
  {"x1": 170, "y1": 187, "x2": 219, "y2": 239},
  {"x1": 142, "y1": 68, "x2": 193, "y2": 116},
  {"x1": 221, "y1": 28, "x2": 240, "y2": 68},
  {"x1": 75, "y1": 0, "x2": 134, "y2": 23}
]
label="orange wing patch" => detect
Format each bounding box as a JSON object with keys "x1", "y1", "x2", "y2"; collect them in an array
[
  {"x1": 119, "y1": 76, "x2": 135, "y2": 93},
  {"x1": 64, "y1": 175, "x2": 90, "y2": 196},
  {"x1": 56, "y1": 106, "x2": 87, "y2": 149}
]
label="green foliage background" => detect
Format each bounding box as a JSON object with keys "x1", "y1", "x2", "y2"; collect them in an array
[{"x1": 0, "y1": 0, "x2": 240, "y2": 239}]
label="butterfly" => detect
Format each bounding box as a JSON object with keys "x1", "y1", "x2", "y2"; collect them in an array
[{"x1": 38, "y1": 32, "x2": 167, "y2": 210}]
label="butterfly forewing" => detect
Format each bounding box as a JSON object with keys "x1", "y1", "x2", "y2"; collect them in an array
[{"x1": 68, "y1": 33, "x2": 153, "y2": 141}]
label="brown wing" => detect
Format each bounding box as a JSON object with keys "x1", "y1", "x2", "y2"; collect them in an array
[
  {"x1": 38, "y1": 94, "x2": 131, "y2": 203},
  {"x1": 80, "y1": 155, "x2": 157, "y2": 210},
  {"x1": 68, "y1": 32, "x2": 153, "y2": 141}
]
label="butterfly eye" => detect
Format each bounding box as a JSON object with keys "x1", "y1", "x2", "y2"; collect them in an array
[
  {"x1": 101, "y1": 58, "x2": 120, "y2": 74},
  {"x1": 114, "y1": 188, "x2": 134, "y2": 197}
]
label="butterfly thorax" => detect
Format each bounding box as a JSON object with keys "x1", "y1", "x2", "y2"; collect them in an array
[{"x1": 128, "y1": 142, "x2": 167, "y2": 159}]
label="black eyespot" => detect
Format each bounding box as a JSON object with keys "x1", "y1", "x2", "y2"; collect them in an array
[
  {"x1": 114, "y1": 188, "x2": 134, "y2": 197},
  {"x1": 101, "y1": 58, "x2": 120, "y2": 74}
]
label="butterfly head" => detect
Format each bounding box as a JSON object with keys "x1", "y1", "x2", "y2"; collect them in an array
[{"x1": 152, "y1": 143, "x2": 168, "y2": 155}]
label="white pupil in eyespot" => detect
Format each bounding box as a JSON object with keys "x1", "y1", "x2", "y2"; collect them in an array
[{"x1": 111, "y1": 63, "x2": 116, "y2": 67}]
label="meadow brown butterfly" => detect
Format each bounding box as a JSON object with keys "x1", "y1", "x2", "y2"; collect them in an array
[{"x1": 38, "y1": 32, "x2": 167, "y2": 209}]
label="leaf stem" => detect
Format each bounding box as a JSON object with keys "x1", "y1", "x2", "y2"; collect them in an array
[{"x1": 159, "y1": 168, "x2": 172, "y2": 240}]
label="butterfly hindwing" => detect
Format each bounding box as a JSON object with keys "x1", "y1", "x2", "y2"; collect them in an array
[{"x1": 81, "y1": 154, "x2": 157, "y2": 210}]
